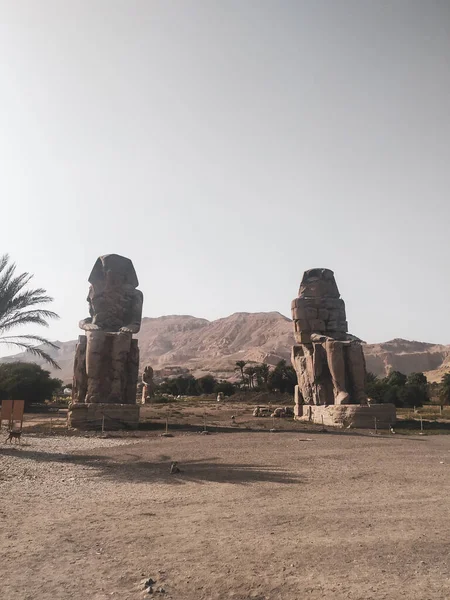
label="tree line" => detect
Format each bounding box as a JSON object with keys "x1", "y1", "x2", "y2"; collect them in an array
[
  {"x1": 154, "y1": 359, "x2": 298, "y2": 398},
  {"x1": 2, "y1": 360, "x2": 450, "y2": 409},
  {"x1": 367, "y1": 370, "x2": 450, "y2": 407},
  {"x1": 234, "y1": 360, "x2": 297, "y2": 393},
  {"x1": 2, "y1": 252, "x2": 450, "y2": 409}
]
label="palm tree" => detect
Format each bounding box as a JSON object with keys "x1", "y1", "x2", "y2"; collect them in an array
[
  {"x1": 244, "y1": 365, "x2": 257, "y2": 389},
  {"x1": 257, "y1": 363, "x2": 270, "y2": 389},
  {"x1": 0, "y1": 254, "x2": 60, "y2": 368},
  {"x1": 268, "y1": 360, "x2": 297, "y2": 394},
  {"x1": 235, "y1": 360, "x2": 247, "y2": 387}
]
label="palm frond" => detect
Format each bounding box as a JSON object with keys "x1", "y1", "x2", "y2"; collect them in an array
[
  {"x1": 0, "y1": 335, "x2": 60, "y2": 369},
  {"x1": 0, "y1": 255, "x2": 60, "y2": 368},
  {"x1": 0, "y1": 254, "x2": 9, "y2": 274},
  {"x1": 0, "y1": 334, "x2": 60, "y2": 349},
  {"x1": 0, "y1": 309, "x2": 59, "y2": 333},
  {"x1": 0, "y1": 286, "x2": 51, "y2": 319},
  {"x1": 2, "y1": 288, "x2": 53, "y2": 309},
  {"x1": 0, "y1": 271, "x2": 32, "y2": 301}
]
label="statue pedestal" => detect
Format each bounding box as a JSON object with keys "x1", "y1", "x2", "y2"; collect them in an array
[
  {"x1": 68, "y1": 403, "x2": 140, "y2": 430},
  {"x1": 295, "y1": 403, "x2": 396, "y2": 429}
]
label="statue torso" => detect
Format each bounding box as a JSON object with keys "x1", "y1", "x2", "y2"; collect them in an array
[{"x1": 88, "y1": 286, "x2": 135, "y2": 332}]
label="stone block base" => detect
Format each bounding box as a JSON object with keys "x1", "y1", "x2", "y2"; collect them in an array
[
  {"x1": 68, "y1": 403, "x2": 140, "y2": 430},
  {"x1": 295, "y1": 403, "x2": 396, "y2": 429}
]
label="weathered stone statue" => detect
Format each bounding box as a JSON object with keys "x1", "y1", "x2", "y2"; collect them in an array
[
  {"x1": 291, "y1": 268, "x2": 367, "y2": 406},
  {"x1": 141, "y1": 365, "x2": 156, "y2": 403},
  {"x1": 291, "y1": 268, "x2": 396, "y2": 428},
  {"x1": 70, "y1": 254, "x2": 143, "y2": 428}
]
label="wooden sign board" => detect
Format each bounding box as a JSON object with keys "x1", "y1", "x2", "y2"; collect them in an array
[{"x1": 1, "y1": 399, "x2": 25, "y2": 429}]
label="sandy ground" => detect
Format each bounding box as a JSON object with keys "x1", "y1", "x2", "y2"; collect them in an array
[{"x1": 1, "y1": 424, "x2": 450, "y2": 600}]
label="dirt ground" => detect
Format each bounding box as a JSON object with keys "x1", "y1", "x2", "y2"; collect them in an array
[{"x1": 1, "y1": 407, "x2": 450, "y2": 600}]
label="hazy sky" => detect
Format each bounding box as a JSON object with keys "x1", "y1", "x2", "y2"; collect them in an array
[{"x1": 1, "y1": 0, "x2": 450, "y2": 351}]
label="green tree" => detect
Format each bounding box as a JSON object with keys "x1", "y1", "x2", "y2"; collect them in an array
[
  {"x1": 368, "y1": 370, "x2": 428, "y2": 408},
  {"x1": 385, "y1": 371, "x2": 407, "y2": 388},
  {"x1": 405, "y1": 372, "x2": 429, "y2": 406},
  {"x1": 235, "y1": 361, "x2": 247, "y2": 387},
  {"x1": 0, "y1": 254, "x2": 59, "y2": 368},
  {"x1": 244, "y1": 365, "x2": 257, "y2": 389},
  {"x1": 406, "y1": 372, "x2": 428, "y2": 387},
  {"x1": 384, "y1": 385, "x2": 400, "y2": 406},
  {"x1": 157, "y1": 375, "x2": 199, "y2": 397},
  {"x1": 398, "y1": 384, "x2": 428, "y2": 408},
  {"x1": 197, "y1": 374, "x2": 217, "y2": 394},
  {"x1": 0, "y1": 362, "x2": 63, "y2": 406},
  {"x1": 214, "y1": 381, "x2": 235, "y2": 397},
  {"x1": 255, "y1": 363, "x2": 270, "y2": 389},
  {"x1": 174, "y1": 375, "x2": 199, "y2": 396},
  {"x1": 268, "y1": 360, "x2": 297, "y2": 394},
  {"x1": 366, "y1": 372, "x2": 388, "y2": 403}
]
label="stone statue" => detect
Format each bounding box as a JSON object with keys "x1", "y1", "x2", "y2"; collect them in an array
[
  {"x1": 141, "y1": 365, "x2": 156, "y2": 403},
  {"x1": 72, "y1": 254, "x2": 143, "y2": 406},
  {"x1": 79, "y1": 254, "x2": 143, "y2": 334},
  {"x1": 291, "y1": 268, "x2": 367, "y2": 407}
]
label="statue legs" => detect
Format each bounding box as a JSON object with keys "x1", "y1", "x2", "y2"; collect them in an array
[
  {"x1": 85, "y1": 331, "x2": 133, "y2": 403},
  {"x1": 324, "y1": 340, "x2": 350, "y2": 405},
  {"x1": 291, "y1": 345, "x2": 315, "y2": 405},
  {"x1": 72, "y1": 335, "x2": 87, "y2": 403},
  {"x1": 345, "y1": 342, "x2": 368, "y2": 404},
  {"x1": 293, "y1": 340, "x2": 367, "y2": 406},
  {"x1": 312, "y1": 343, "x2": 331, "y2": 405}
]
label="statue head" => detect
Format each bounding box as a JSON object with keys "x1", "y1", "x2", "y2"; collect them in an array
[
  {"x1": 81, "y1": 254, "x2": 143, "y2": 334},
  {"x1": 89, "y1": 254, "x2": 139, "y2": 291},
  {"x1": 298, "y1": 268, "x2": 340, "y2": 299}
]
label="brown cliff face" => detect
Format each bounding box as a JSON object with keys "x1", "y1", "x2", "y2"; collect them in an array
[
  {"x1": 363, "y1": 338, "x2": 450, "y2": 383},
  {"x1": 1, "y1": 315, "x2": 450, "y2": 384}
]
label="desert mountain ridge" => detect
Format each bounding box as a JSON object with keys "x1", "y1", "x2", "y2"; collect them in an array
[{"x1": 1, "y1": 312, "x2": 450, "y2": 384}]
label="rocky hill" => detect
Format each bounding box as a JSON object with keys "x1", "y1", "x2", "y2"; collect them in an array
[
  {"x1": 363, "y1": 338, "x2": 450, "y2": 384},
  {"x1": 2, "y1": 313, "x2": 450, "y2": 384}
]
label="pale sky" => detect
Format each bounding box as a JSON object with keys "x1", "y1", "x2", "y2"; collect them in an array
[{"x1": 1, "y1": 0, "x2": 450, "y2": 351}]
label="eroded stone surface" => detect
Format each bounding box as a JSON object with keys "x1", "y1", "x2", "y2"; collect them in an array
[
  {"x1": 291, "y1": 268, "x2": 368, "y2": 408},
  {"x1": 296, "y1": 403, "x2": 396, "y2": 429},
  {"x1": 70, "y1": 254, "x2": 143, "y2": 428},
  {"x1": 68, "y1": 403, "x2": 140, "y2": 430}
]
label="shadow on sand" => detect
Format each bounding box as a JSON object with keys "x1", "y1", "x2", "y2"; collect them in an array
[{"x1": 0, "y1": 446, "x2": 303, "y2": 486}]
